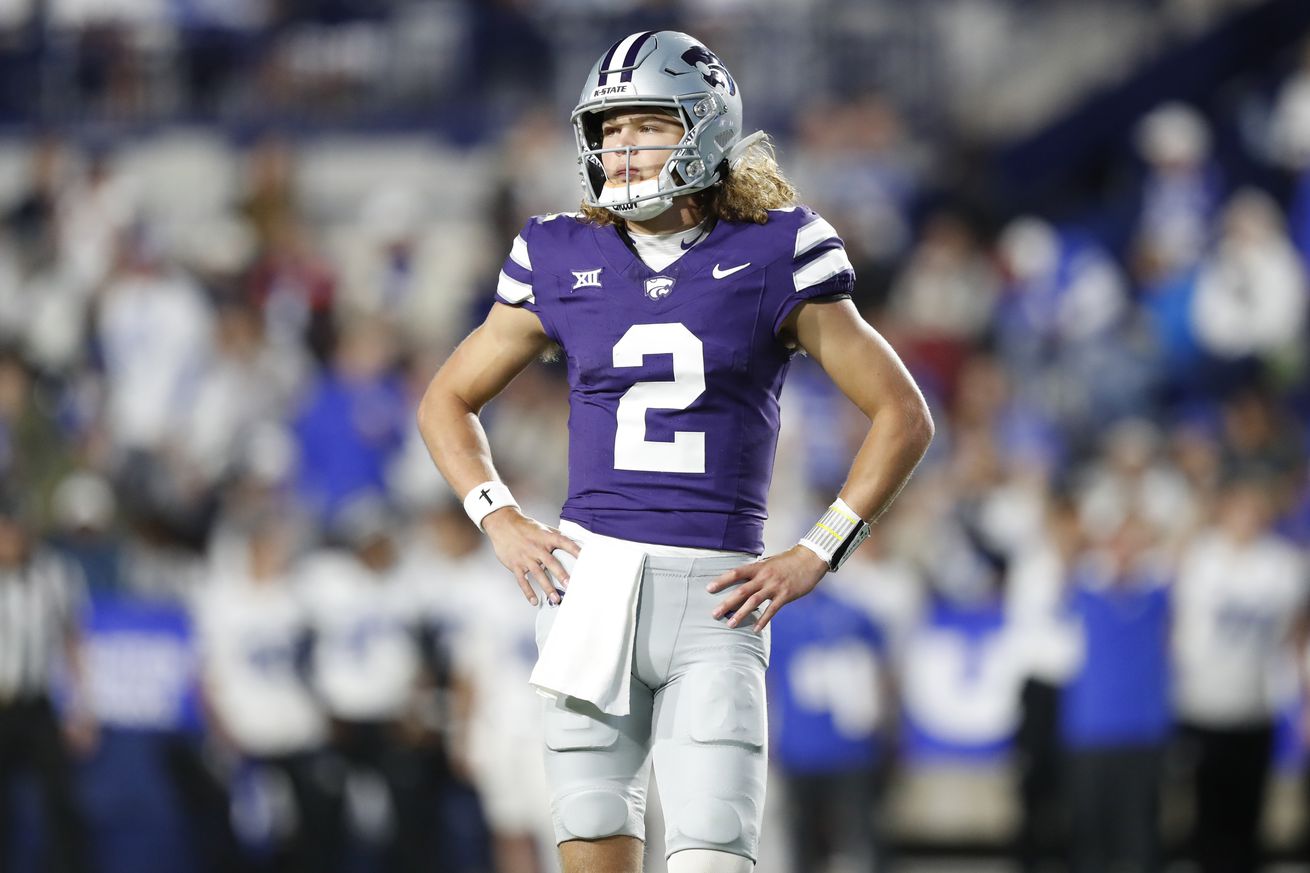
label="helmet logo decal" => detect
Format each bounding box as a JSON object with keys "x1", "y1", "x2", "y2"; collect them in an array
[
  {"x1": 680, "y1": 45, "x2": 736, "y2": 96},
  {"x1": 644, "y1": 277, "x2": 675, "y2": 300},
  {"x1": 597, "y1": 31, "x2": 658, "y2": 86}
]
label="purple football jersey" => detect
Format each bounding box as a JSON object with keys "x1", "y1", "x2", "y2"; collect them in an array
[{"x1": 495, "y1": 207, "x2": 854, "y2": 553}]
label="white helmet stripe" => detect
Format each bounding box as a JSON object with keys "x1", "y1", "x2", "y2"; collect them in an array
[{"x1": 598, "y1": 31, "x2": 652, "y2": 86}]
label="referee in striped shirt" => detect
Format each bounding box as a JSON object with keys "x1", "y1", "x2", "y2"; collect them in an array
[{"x1": 0, "y1": 488, "x2": 92, "y2": 873}]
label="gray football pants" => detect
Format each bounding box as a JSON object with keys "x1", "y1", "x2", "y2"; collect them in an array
[{"x1": 534, "y1": 552, "x2": 770, "y2": 862}]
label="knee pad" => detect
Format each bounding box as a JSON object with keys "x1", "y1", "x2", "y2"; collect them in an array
[
  {"x1": 659, "y1": 665, "x2": 767, "y2": 859},
  {"x1": 542, "y1": 700, "x2": 649, "y2": 845},
  {"x1": 553, "y1": 788, "x2": 631, "y2": 840},
  {"x1": 666, "y1": 848, "x2": 753, "y2": 873},
  {"x1": 674, "y1": 796, "x2": 744, "y2": 845},
  {"x1": 677, "y1": 664, "x2": 766, "y2": 749}
]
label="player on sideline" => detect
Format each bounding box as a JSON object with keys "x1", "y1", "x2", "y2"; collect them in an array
[{"x1": 418, "y1": 30, "x2": 933, "y2": 873}]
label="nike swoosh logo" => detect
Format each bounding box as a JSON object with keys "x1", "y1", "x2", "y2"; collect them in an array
[{"x1": 712, "y1": 262, "x2": 751, "y2": 279}]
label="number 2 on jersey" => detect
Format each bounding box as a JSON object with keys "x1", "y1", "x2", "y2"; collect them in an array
[{"x1": 612, "y1": 323, "x2": 705, "y2": 473}]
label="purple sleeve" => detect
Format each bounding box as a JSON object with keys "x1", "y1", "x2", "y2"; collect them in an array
[
  {"x1": 493, "y1": 219, "x2": 563, "y2": 343},
  {"x1": 771, "y1": 210, "x2": 856, "y2": 336}
]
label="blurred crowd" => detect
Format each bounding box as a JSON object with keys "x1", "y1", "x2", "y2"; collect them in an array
[{"x1": 1, "y1": 6, "x2": 1310, "y2": 873}]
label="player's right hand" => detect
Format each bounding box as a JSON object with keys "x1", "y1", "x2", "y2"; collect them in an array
[{"x1": 482, "y1": 508, "x2": 580, "y2": 606}]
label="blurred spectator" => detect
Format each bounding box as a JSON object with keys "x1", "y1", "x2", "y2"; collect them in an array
[
  {"x1": 401, "y1": 498, "x2": 554, "y2": 873},
  {"x1": 182, "y1": 296, "x2": 307, "y2": 489},
  {"x1": 300, "y1": 497, "x2": 445, "y2": 873},
  {"x1": 0, "y1": 142, "x2": 93, "y2": 373},
  {"x1": 56, "y1": 146, "x2": 137, "y2": 293},
  {"x1": 1075, "y1": 419, "x2": 1196, "y2": 553},
  {"x1": 243, "y1": 216, "x2": 337, "y2": 363},
  {"x1": 1133, "y1": 102, "x2": 1221, "y2": 281},
  {"x1": 886, "y1": 210, "x2": 999, "y2": 397},
  {"x1": 916, "y1": 426, "x2": 1044, "y2": 606},
  {"x1": 196, "y1": 503, "x2": 338, "y2": 873},
  {"x1": 47, "y1": 470, "x2": 123, "y2": 595},
  {"x1": 0, "y1": 348, "x2": 75, "y2": 524},
  {"x1": 1062, "y1": 517, "x2": 1172, "y2": 873},
  {"x1": 1190, "y1": 189, "x2": 1307, "y2": 378},
  {"x1": 950, "y1": 353, "x2": 1064, "y2": 475},
  {"x1": 767, "y1": 585, "x2": 895, "y2": 873},
  {"x1": 94, "y1": 223, "x2": 218, "y2": 544},
  {"x1": 1218, "y1": 388, "x2": 1305, "y2": 497},
  {"x1": 5, "y1": 136, "x2": 65, "y2": 253},
  {"x1": 1167, "y1": 418, "x2": 1224, "y2": 510},
  {"x1": 292, "y1": 317, "x2": 408, "y2": 522},
  {"x1": 0, "y1": 490, "x2": 94, "y2": 873},
  {"x1": 1173, "y1": 479, "x2": 1308, "y2": 873},
  {"x1": 996, "y1": 218, "x2": 1128, "y2": 354},
  {"x1": 1268, "y1": 39, "x2": 1310, "y2": 265},
  {"x1": 95, "y1": 222, "x2": 215, "y2": 455},
  {"x1": 1138, "y1": 253, "x2": 1208, "y2": 408},
  {"x1": 1005, "y1": 491, "x2": 1084, "y2": 873},
  {"x1": 240, "y1": 137, "x2": 300, "y2": 256},
  {"x1": 994, "y1": 217, "x2": 1147, "y2": 434}
]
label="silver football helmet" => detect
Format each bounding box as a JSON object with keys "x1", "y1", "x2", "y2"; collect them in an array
[{"x1": 572, "y1": 31, "x2": 748, "y2": 220}]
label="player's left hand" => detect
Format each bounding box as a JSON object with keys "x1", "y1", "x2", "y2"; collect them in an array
[{"x1": 707, "y1": 545, "x2": 829, "y2": 632}]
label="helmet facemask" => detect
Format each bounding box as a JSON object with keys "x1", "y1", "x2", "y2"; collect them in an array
[{"x1": 573, "y1": 92, "x2": 730, "y2": 221}]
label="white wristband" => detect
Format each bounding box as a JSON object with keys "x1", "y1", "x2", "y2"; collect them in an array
[
  {"x1": 797, "y1": 538, "x2": 831, "y2": 564},
  {"x1": 798, "y1": 497, "x2": 869, "y2": 571},
  {"x1": 463, "y1": 481, "x2": 519, "y2": 531}
]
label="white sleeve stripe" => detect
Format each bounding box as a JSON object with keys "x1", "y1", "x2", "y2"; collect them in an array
[
  {"x1": 794, "y1": 217, "x2": 839, "y2": 259},
  {"x1": 793, "y1": 248, "x2": 853, "y2": 292},
  {"x1": 497, "y1": 271, "x2": 535, "y2": 304},
  {"x1": 509, "y1": 235, "x2": 532, "y2": 271}
]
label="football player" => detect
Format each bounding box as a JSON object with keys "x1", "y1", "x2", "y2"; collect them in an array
[{"x1": 418, "y1": 30, "x2": 933, "y2": 873}]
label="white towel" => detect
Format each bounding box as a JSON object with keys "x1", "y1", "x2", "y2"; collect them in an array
[{"x1": 529, "y1": 535, "x2": 646, "y2": 716}]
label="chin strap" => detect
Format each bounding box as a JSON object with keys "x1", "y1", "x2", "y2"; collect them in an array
[{"x1": 725, "y1": 130, "x2": 767, "y2": 168}]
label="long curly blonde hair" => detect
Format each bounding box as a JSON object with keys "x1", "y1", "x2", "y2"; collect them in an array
[{"x1": 578, "y1": 135, "x2": 798, "y2": 227}]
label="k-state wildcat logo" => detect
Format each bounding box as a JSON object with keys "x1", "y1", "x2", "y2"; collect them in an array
[
  {"x1": 681, "y1": 45, "x2": 736, "y2": 96},
  {"x1": 644, "y1": 276, "x2": 675, "y2": 300}
]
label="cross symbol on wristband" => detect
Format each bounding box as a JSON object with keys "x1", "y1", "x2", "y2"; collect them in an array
[{"x1": 479, "y1": 488, "x2": 492, "y2": 506}]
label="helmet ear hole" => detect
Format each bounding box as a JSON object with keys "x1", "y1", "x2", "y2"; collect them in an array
[
  {"x1": 585, "y1": 158, "x2": 607, "y2": 195},
  {"x1": 580, "y1": 112, "x2": 605, "y2": 150}
]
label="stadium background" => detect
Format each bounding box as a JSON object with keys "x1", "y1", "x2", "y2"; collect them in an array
[{"x1": 2, "y1": 0, "x2": 1310, "y2": 871}]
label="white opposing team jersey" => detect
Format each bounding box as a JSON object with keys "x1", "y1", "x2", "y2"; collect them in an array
[
  {"x1": 402, "y1": 538, "x2": 542, "y2": 736},
  {"x1": 1004, "y1": 545, "x2": 1082, "y2": 685},
  {"x1": 1173, "y1": 532, "x2": 1308, "y2": 726},
  {"x1": 195, "y1": 575, "x2": 326, "y2": 756},
  {"x1": 398, "y1": 534, "x2": 553, "y2": 833},
  {"x1": 298, "y1": 550, "x2": 422, "y2": 722}
]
